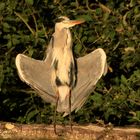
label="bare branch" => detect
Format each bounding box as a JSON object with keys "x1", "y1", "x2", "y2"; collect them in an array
[{"x1": 0, "y1": 122, "x2": 139, "y2": 140}]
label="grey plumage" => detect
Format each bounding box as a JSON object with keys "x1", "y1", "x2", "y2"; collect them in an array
[
  {"x1": 15, "y1": 16, "x2": 107, "y2": 117},
  {"x1": 49, "y1": 17, "x2": 84, "y2": 104},
  {"x1": 15, "y1": 48, "x2": 107, "y2": 115}
]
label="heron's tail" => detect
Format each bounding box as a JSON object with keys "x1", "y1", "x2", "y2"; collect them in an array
[
  {"x1": 58, "y1": 86, "x2": 70, "y2": 102},
  {"x1": 57, "y1": 86, "x2": 70, "y2": 112}
]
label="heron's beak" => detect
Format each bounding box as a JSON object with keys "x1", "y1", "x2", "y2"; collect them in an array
[{"x1": 67, "y1": 19, "x2": 85, "y2": 27}]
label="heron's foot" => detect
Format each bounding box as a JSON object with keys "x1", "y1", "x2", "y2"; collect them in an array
[
  {"x1": 69, "y1": 123, "x2": 73, "y2": 133},
  {"x1": 54, "y1": 130, "x2": 62, "y2": 136},
  {"x1": 54, "y1": 122, "x2": 73, "y2": 135},
  {"x1": 54, "y1": 123, "x2": 60, "y2": 135},
  {"x1": 53, "y1": 124, "x2": 63, "y2": 136},
  {"x1": 54, "y1": 123, "x2": 57, "y2": 135}
]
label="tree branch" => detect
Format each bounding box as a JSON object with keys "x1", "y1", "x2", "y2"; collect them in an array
[{"x1": 0, "y1": 122, "x2": 139, "y2": 140}]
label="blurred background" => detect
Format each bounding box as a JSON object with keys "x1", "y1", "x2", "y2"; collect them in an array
[{"x1": 0, "y1": 0, "x2": 140, "y2": 126}]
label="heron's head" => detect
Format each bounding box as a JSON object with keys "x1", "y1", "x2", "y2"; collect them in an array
[{"x1": 55, "y1": 16, "x2": 84, "y2": 30}]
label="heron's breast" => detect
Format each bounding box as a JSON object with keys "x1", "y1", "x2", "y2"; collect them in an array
[{"x1": 53, "y1": 55, "x2": 75, "y2": 86}]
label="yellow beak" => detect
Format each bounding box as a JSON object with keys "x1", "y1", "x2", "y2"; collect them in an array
[
  {"x1": 66, "y1": 19, "x2": 85, "y2": 27},
  {"x1": 69, "y1": 19, "x2": 85, "y2": 25}
]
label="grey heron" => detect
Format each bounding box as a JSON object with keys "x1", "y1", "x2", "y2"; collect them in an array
[
  {"x1": 15, "y1": 16, "x2": 107, "y2": 134},
  {"x1": 48, "y1": 16, "x2": 85, "y2": 133}
]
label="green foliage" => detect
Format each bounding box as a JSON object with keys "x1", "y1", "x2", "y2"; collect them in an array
[
  {"x1": 0, "y1": 0, "x2": 140, "y2": 126},
  {"x1": 25, "y1": 0, "x2": 34, "y2": 5}
]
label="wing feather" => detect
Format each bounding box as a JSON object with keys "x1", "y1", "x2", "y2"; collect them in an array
[
  {"x1": 15, "y1": 54, "x2": 56, "y2": 103},
  {"x1": 61, "y1": 48, "x2": 107, "y2": 115},
  {"x1": 15, "y1": 48, "x2": 107, "y2": 114}
]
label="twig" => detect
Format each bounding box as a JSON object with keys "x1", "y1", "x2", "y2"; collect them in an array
[{"x1": 14, "y1": 12, "x2": 35, "y2": 35}]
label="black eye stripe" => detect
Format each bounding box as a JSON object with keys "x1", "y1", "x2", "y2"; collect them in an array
[
  {"x1": 55, "y1": 16, "x2": 70, "y2": 23},
  {"x1": 56, "y1": 18, "x2": 64, "y2": 23}
]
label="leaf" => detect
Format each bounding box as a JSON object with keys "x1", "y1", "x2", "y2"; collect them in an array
[
  {"x1": 76, "y1": 14, "x2": 93, "y2": 22},
  {"x1": 27, "y1": 47, "x2": 34, "y2": 57},
  {"x1": 95, "y1": 8, "x2": 102, "y2": 15},
  {"x1": 81, "y1": 36, "x2": 87, "y2": 43},
  {"x1": 136, "y1": 111, "x2": 140, "y2": 119},
  {"x1": 74, "y1": 43, "x2": 82, "y2": 55},
  {"x1": 91, "y1": 92, "x2": 103, "y2": 108},
  {"x1": 129, "y1": 0, "x2": 136, "y2": 7},
  {"x1": 99, "y1": 3, "x2": 111, "y2": 14},
  {"x1": 3, "y1": 22, "x2": 10, "y2": 31},
  {"x1": 104, "y1": 108, "x2": 115, "y2": 121},
  {"x1": 26, "y1": 110, "x2": 39, "y2": 122},
  {"x1": 121, "y1": 75, "x2": 127, "y2": 85},
  {"x1": 0, "y1": 65, "x2": 4, "y2": 91},
  {"x1": 0, "y1": 2, "x2": 5, "y2": 11},
  {"x1": 25, "y1": 0, "x2": 34, "y2": 5},
  {"x1": 109, "y1": 30, "x2": 116, "y2": 40}
]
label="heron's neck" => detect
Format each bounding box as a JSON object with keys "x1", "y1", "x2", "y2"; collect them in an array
[
  {"x1": 55, "y1": 28, "x2": 72, "y2": 49},
  {"x1": 65, "y1": 28, "x2": 72, "y2": 48}
]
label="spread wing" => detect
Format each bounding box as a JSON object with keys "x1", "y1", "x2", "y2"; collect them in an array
[
  {"x1": 15, "y1": 48, "x2": 107, "y2": 115},
  {"x1": 61, "y1": 48, "x2": 107, "y2": 116},
  {"x1": 15, "y1": 54, "x2": 56, "y2": 103}
]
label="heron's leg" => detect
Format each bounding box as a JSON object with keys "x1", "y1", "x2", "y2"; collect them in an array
[
  {"x1": 69, "y1": 90, "x2": 73, "y2": 132},
  {"x1": 54, "y1": 91, "x2": 59, "y2": 134}
]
